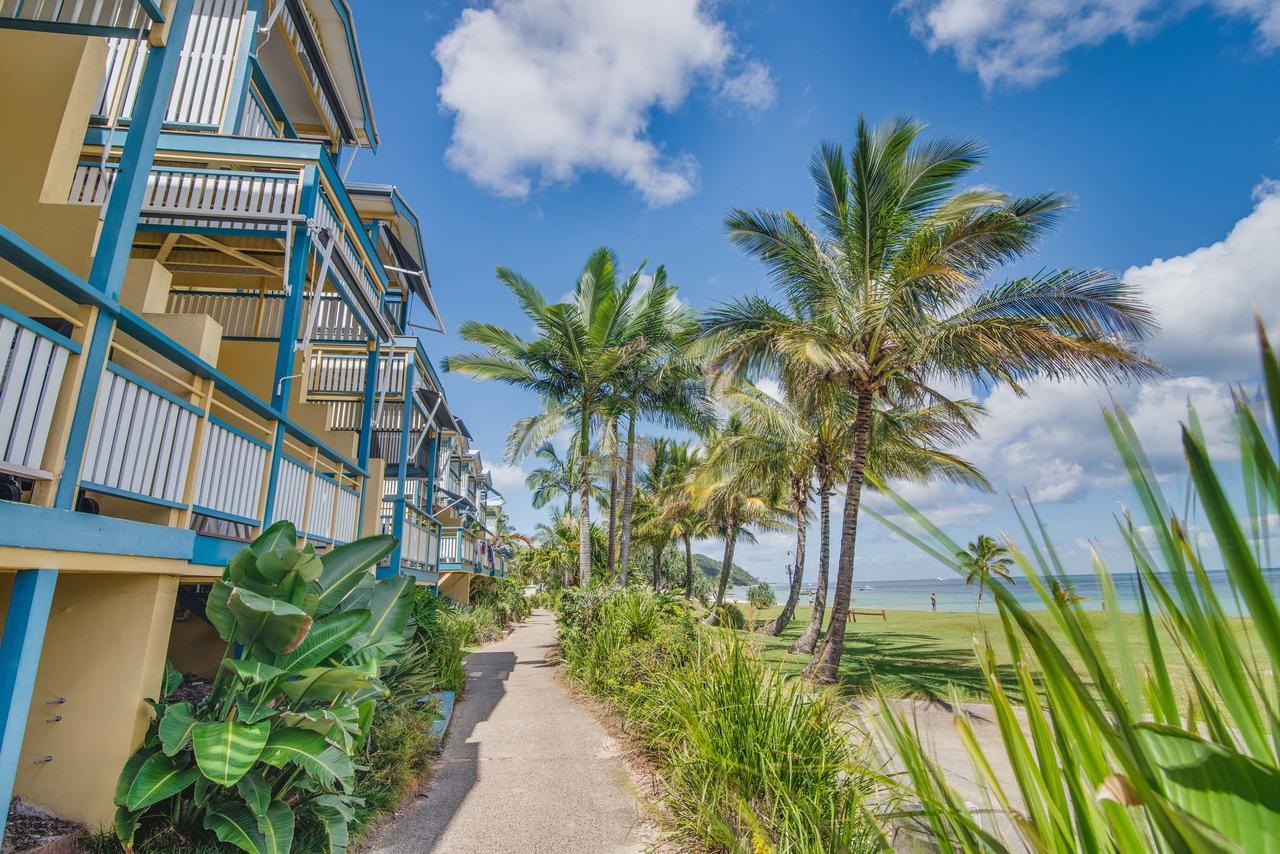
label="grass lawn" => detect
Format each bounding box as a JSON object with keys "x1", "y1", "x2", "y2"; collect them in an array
[{"x1": 737, "y1": 604, "x2": 1259, "y2": 702}]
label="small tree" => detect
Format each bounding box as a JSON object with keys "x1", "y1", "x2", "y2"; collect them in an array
[
  {"x1": 747, "y1": 582, "x2": 776, "y2": 610},
  {"x1": 956, "y1": 534, "x2": 1015, "y2": 612}
]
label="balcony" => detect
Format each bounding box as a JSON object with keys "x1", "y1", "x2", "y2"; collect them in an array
[
  {"x1": 380, "y1": 498, "x2": 436, "y2": 570},
  {"x1": 0, "y1": 224, "x2": 366, "y2": 548},
  {"x1": 437, "y1": 527, "x2": 477, "y2": 570},
  {"x1": 73, "y1": 131, "x2": 392, "y2": 343},
  {"x1": 0, "y1": 0, "x2": 164, "y2": 37}
]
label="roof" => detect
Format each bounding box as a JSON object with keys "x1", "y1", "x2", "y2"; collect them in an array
[{"x1": 303, "y1": 0, "x2": 379, "y2": 147}]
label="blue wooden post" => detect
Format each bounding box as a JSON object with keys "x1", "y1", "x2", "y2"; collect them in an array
[
  {"x1": 357, "y1": 344, "x2": 379, "y2": 468},
  {"x1": 221, "y1": 0, "x2": 262, "y2": 135},
  {"x1": 0, "y1": 569, "x2": 58, "y2": 835},
  {"x1": 53, "y1": 0, "x2": 197, "y2": 511},
  {"x1": 264, "y1": 168, "x2": 317, "y2": 523},
  {"x1": 383, "y1": 361, "x2": 416, "y2": 579},
  {"x1": 423, "y1": 433, "x2": 439, "y2": 509}
]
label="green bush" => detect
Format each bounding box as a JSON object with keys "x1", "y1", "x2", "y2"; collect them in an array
[
  {"x1": 715, "y1": 601, "x2": 747, "y2": 630},
  {"x1": 113, "y1": 523, "x2": 411, "y2": 854},
  {"x1": 745, "y1": 581, "x2": 776, "y2": 610},
  {"x1": 872, "y1": 326, "x2": 1280, "y2": 851},
  {"x1": 556, "y1": 587, "x2": 886, "y2": 850}
]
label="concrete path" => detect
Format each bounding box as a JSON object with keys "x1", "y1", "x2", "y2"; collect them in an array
[{"x1": 371, "y1": 610, "x2": 656, "y2": 854}]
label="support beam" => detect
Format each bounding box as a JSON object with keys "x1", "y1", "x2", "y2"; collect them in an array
[
  {"x1": 0, "y1": 569, "x2": 58, "y2": 846},
  {"x1": 185, "y1": 233, "x2": 282, "y2": 276},
  {"x1": 357, "y1": 344, "x2": 378, "y2": 469},
  {"x1": 383, "y1": 360, "x2": 416, "y2": 580}
]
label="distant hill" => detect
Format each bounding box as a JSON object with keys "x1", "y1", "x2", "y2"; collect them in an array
[{"x1": 694, "y1": 553, "x2": 758, "y2": 586}]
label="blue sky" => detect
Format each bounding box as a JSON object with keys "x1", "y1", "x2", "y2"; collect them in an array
[{"x1": 347, "y1": 0, "x2": 1280, "y2": 582}]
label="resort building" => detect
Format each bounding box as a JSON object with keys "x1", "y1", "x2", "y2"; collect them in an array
[{"x1": 0, "y1": 0, "x2": 497, "y2": 839}]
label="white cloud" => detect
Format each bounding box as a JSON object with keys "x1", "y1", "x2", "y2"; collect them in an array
[
  {"x1": 434, "y1": 0, "x2": 773, "y2": 206},
  {"x1": 719, "y1": 60, "x2": 777, "y2": 110},
  {"x1": 487, "y1": 461, "x2": 529, "y2": 492},
  {"x1": 1125, "y1": 181, "x2": 1280, "y2": 379},
  {"x1": 898, "y1": 0, "x2": 1280, "y2": 88}
]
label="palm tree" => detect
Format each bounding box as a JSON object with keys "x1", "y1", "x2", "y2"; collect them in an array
[
  {"x1": 633, "y1": 438, "x2": 697, "y2": 590},
  {"x1": 446, "y1": 248, "x2": 671, "y2": 586},
  {"x1": 1051, "y1": 578, "x2": 1086, "y2": 608},
  {"x1": 704, "y1": 117, "x2": 1157, "y2": 682},
  {"x1": 524, "y1": 442, "x2": 603, "y2": 510},
  {"x1": 531, "y1": 506, "x2": 609, "y2": 587},
  {"x1": 693, "y1": 415, "x2": 791, "y2": 623},
  {"x1": 958, "y1": 535, "x2": 1015, "y2": 612}
]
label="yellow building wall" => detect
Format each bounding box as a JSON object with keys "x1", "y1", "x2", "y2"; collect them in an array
[
  {"x1": 167, "y1": 605, "x2": 225, "y2": 681},
  {"x1": 439, "y1": 571, "x2": 471, "y2": 606},
  {"x1": 0, "y1": 572, "x2": 179, "y2": 830}
]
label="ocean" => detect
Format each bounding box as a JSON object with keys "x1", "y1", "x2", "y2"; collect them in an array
[{"x1": 728, "y1": 568, "x2": 1280, "y2": 615}]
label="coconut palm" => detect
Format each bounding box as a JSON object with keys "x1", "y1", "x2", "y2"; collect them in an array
[
  {"x1": 693, "y1": 415, "x2": 792, "y2": 623},
  {"x1": 446, "y1": 248, "x2": 675, "y2": 586},
  {"x1": 525, "y1": 442, "x2": 604, "y2": 510},
  {"x1": 633, "y1": 438, "x2": 699, "y2": 590},
  {"x1": 704, "y1": 117, "x2": 1157, "y2": 681},
  {"x1": 726, "y1": 384, "x2": 990, "y2": 638},
  {"x1": 958, "y1": 534, "x2": 1016, "y2": 612},
  {"x1": 1050, "y1": 578, "x2": 1085, "y2": 608}
]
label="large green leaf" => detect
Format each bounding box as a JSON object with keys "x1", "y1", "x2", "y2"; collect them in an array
[
  {"x1": 316, "y1": 536, "x2": 397, "y2": 613},
  {"x1": 205, "y1": 799, "x2": 266, "y2": 854},
  {"x1": 258, "y1": 727, "x2": 355, "y2": 789},
  {"x1": 342, "y1": 576, "x2": 414, "y2": 646},
  {"x1": 278, "y1": 706, "x2": 360, "y2": 751},
  {"x1": 233, "y1": 690, "x2": 280, "y2": 725},
  {"x1": 114, "y1": 747, "x2": 155, "y2": 807},
  {"x1": 309, "y1": 793, "x2": 355, "y2": 854},
  {"x1": 261, "y1": 801, "x2": 296, "y2": 854},
  {"x1": 125, "y1": 752, "x2": 199, "y2": 811},
  {"x1": 279, "y1": 666, "x2": 374, "y2": 705},
  {"x1": 222, "y1": 658, "x2": 287, "y2": 686},
  {"x1": 192, "y1": 719, "x2": 270, "y2": 786},
  {"x1": 227, "y1": 588, "x2": 313, "y2": 655},
  {"x1": 251, "y1": 520, "x2": 297, "y2": 556},
  {"x1": 157, "y1": 701, "x2": 198, "y2": 757},
  {"x1": 114, "y1": 806, "x2": 140, "y2": 849},
  {"x1": 205, "y1": 580, "x2": 236, "y2": 642},
  {"x1": 275, "y1": 610, "x2": 370, "y2": 674},
  {"x1": 1138, "y1": 724, "x2": 1280, "y2": 852},
  {"x1": 237, "y1": 771, "x2": 270, "y2": 821}
]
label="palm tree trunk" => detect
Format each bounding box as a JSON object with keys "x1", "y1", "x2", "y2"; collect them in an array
[
  {"x1": 706, "y1": 517, "x2": 736, "y2": 625},
  {"x1": 607, "y1": 421, "x2": 619, "y2": 580},
  {"x1": 578, "y1": 405, "x2": 593, "y2": 587},
  {"x1": 764, "y1": 480, "x2": 808, "y2": 636},
  {"x1": 978, "y1": 581, "x2": 984, "y2": 613},
  {"x1": 683, "y1": 535, "x2": 694, "y2": 600},
  {"x1": 618, "y1": 412, "x2": 637, "y2": 576},
  {"x1": 791, "y1": 482, "x2": 830, "y2": 654},
  {"x1": 651, "y1": 537, "x2": 667, "y2": 590},
  {"x1": 809, "y1": 391, "x2": 874, "y2": 683}
]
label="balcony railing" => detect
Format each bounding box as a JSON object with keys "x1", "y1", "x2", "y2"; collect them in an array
[
  {"x1": 0, "y1": 224, "x2": 366, "y2": 544},
  {"x1": 0, "y1": 0, "x2": 162, "y2": 35},
  {"x1": 0, "y1": 306, "x2": 75, "y2": 478},
  {"x1": 166, "y1": 292, "x2": 363, "y2": 342},
  {"x1": 380, "y1": 499, "x2": 436, "y2": 569}
]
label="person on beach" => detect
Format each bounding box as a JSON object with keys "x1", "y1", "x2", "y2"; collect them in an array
[{"x1": 931, "y1": 592, "x2": 937, "y2": 612}]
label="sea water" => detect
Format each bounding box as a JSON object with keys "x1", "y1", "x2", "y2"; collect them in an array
[{"x1": 728, "y1": 568, "x2": 1280, "y2": 615}]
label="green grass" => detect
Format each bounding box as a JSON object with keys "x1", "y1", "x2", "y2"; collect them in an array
[{"x1": 739, "y1": 604, "x2": 1260, "y2": 702}]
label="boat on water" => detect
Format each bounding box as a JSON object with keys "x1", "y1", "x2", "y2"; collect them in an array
[{"x1": 858, "y1": 585, "x2": 875, "y2": 591}]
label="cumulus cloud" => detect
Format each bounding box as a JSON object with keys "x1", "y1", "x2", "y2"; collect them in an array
[
  {"x1": 486, "y1": 461, "x2": 529, "y2": 493},
  {"x1": 1125, "y1": 181, "x2": 1280, "y2": 378},
  {"x1": 897, "y1": 0, "x2": 1280, "y2": 88},
  {"x1": 433, "y1": 0, "x2": 773, "y2": 206}
]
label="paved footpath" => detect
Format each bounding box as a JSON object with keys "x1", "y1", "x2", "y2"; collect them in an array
[{"x1": 372, "y1": 610, "x2": 656, "y2": 854}]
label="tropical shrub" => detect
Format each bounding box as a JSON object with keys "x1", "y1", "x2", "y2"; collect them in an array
[
  {"x1": 714, "y1": 601, "x2": 747, "y2": 630},
  {"x1": 872, "y1": 325, "x2": 1280, "y2": 852},
  {"x1": 113, "y1": 522, "x2": 411, "y2": 854},
  {"x1": 746, "y1": 581, "x2": 776, "y2": 610},
  {"x1": 557, "y1": 587, "x2": 886, "y2": 850}
]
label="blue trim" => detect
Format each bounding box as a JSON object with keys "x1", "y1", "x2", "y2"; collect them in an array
[
  {"x1": 424, "y1": 434, "x2": 439, "y2": 514},
  {"x1": 315, "y1": 149, "x2": 388, "y2": 291},
  {"x1": 82, "y1": 481, "x2": 188, "y2": 511},
  {"x1": 0, "y1": 303, "x2": 80, "y2": 353},
  {"x1": 326, "y1": 0, "x2": 378, "y2": 146},
  {"x1": 271, "y1": 165, "x2": 318, "y2": 411},
  {"x1": 137, "y1": 0, "x2": 166, "y2": 22},
  {"x1": 192, "y1": 534, "x2": 246, "y2": 567},
  {"x1": 137, "y1": 224, "x2": 288, "y2": 239},
  {"x1": 356, "y1": 346, "x2": 378, "y2": 468},
  {"x1": 262, "y1": 424, "x2": 285, "y2": 524},
  {"x1": 53, "y1": 318, "x2": 112, "y2": 509},
  {"x1": 0, "y1": 501, "x2": 196, "y2": 557},
  {"x1": 105, "y1": 363, "x2": 203, "y2": 415},
  {"x1": 222, "y1": 0, "x2": 261, "y2": 135},
  {"x1": 388, "y1": 361, "x2": 416, "y2": 577},
  {"x1": 0, "y1": 19, "x2": 146, "y2": 38},
  {"x1": 0, "y1": 568, "x2": 59, "y2": 848},
  {"x1": 208, "y1": 416, "x2": 271, "y2": 450},
  {"x1": 192, "y1": 505, "x2": 261, "y2": 527}
]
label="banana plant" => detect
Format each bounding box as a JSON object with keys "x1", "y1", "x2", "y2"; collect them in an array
[{"x1": 114, "y1": 522, "x2": 413, "y2": 854}]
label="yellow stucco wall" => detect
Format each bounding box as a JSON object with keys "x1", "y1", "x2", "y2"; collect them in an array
[
  {"x1": 439, "y1": 571, "x2": 471, "y2": 606},
  {"x1": 167, "y1": 605, "x2": 225, "y2": 680},
  {"x1": 0, "y1": 572, "x2": 179, "y2": 830}
]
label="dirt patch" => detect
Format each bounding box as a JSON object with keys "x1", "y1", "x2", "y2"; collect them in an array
[
  {"x1": 164, "y1": 673, "x2": 213, "y2": 705},
  {"x1": 2, "y1": 799, "x2": 82, "y2": 854}
]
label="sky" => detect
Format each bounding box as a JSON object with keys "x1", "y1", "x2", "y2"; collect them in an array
[{"x1": 346, "y1": 0, "x2": 1280, "y2": 583}]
